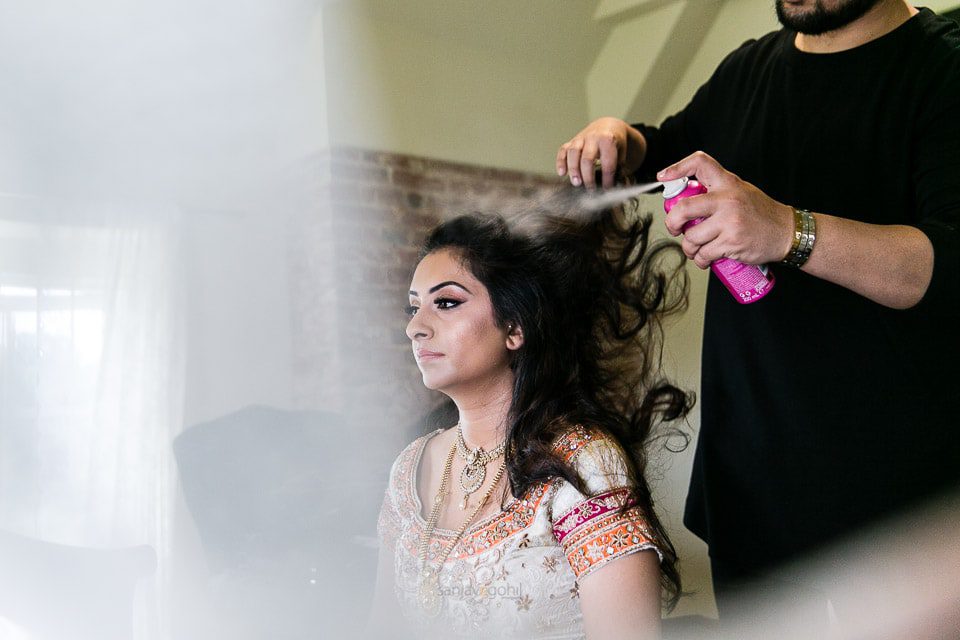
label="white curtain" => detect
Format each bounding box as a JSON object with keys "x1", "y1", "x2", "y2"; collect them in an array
[{"x1": 0, "y1": 203, "x2": 184, "y2": 639}]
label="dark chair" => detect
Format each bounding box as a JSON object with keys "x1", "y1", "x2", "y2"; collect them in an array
[{"x1": 173, "y1": 405, "x2": 382, "y2": 639}]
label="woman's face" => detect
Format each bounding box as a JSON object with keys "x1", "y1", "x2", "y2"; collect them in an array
[{"x1": 406, "y1": 248, "x2": 523, "y2": 394}]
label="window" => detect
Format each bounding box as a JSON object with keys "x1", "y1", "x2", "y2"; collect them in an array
[{"x1": 0, "y1": 280, "x2": 105, "y2": 535}]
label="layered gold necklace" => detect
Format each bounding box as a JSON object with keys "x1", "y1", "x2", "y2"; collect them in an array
[{"x1": 417, "y1": 431, "x2": 507, "y2": 618}]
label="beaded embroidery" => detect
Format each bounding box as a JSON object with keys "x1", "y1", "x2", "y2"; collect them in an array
[{"x1": 377, "y1": 427, "x2": 662, "y2": 638}]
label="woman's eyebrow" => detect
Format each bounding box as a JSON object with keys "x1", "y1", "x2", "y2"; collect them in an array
[{"x1": 408, "y1": 280, "x2": 473, "y2": 297}]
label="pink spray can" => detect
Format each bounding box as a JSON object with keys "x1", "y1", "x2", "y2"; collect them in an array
[{"x1": 662, "y1": 177, "x2": 775, "y2": 304}]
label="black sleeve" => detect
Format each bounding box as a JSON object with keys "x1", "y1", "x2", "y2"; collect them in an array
[{"x1": 908, "y1": 43, "x2": 960, "y2": 322}]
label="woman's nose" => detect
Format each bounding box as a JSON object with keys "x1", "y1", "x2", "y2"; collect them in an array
[{"x1": 405, "y1": 310, "x2": 432, "y2": 341}]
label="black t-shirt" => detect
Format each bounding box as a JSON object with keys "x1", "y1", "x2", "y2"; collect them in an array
[{"x1": 635, "y1": 8, "x2": 960, "y2": 573}]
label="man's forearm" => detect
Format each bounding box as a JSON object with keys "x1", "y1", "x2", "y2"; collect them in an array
[{"x1": 802, "y1": 213, "x2": 934, "y2": 309}]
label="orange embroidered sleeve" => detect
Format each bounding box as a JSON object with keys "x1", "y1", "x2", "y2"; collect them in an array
[
  {"x1": 552, "y1": 488, "x2": 661, "y2": 580},
  {"x1": 550, "y1": 428, "x2": 662, "y2": 581}
]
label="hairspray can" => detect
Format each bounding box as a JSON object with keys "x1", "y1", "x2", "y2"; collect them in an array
[{"x1": 662, "y1": 177, "x2": 775, "y2": 304}]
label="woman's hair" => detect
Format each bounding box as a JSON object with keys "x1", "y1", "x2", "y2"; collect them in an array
[{"x1": 418, "y1": 200, "x2": 693, "y2": 609}]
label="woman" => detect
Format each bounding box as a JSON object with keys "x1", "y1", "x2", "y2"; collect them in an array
[{"x1": 369, "y1": 203, "x2": 692, "y2": 639}]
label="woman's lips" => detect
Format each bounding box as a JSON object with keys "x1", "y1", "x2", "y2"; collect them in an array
[{"x1": 415, "y1": 348, "x2": 444, "y2": 362}]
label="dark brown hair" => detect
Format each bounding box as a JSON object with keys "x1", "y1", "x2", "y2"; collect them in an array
[{"x1": 419, "y1": 200, "x2": 693, "y2": 609}]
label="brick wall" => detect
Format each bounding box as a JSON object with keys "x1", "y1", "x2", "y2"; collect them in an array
[{"x1": 288, "y1": 148, "x2": 559, "y2": 459}]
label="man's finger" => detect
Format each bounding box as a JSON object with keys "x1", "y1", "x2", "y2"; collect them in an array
[
  {"x1": 579, "y1": 139, "x2": 600, "y2": 189},
  {"x1": 657, "y1": 150, "x2": 729, "y2": 189},
  {"x1": 556, "y1": 143, "x2": 570, "y2": 176},
  {"x1": 566, "y1": 143, "x2": 584, "y2": 186},
  {"x1": 598, "y1": 137, "x2": 619, "y2": 189},
  {"x1": 664, "y1": 191, "x2": 719, "y2": 235},
  {"x1": 681, "y1": 236, "x2": 700, "y2": 260}
]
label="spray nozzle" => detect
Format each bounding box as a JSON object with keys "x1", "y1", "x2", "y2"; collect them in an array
[{"x1": 661, "y1": 177, "x2": 690, "y2": 199}]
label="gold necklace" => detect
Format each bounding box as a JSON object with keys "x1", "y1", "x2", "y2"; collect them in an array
[
  {"x1": 418, "y1": 436, "x2": 507, "y2": 618},
  {"x1": 455, "y1": 424, "x2": 506, "y2": 510}
]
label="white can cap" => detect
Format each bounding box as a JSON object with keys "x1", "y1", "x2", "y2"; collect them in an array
[{"x1": 661, "y1": 177, "x2": 689, "y2": 199}]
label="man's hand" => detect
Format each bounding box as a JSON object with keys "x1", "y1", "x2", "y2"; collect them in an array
[
  {"x1": 556, "y1": 117, "x2": 647, "y2": 189},
  {"x1": 659, "y1": 151, "x2": 795, "y2": 268}
]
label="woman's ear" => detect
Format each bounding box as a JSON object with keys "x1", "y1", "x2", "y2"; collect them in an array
[{"x1": 505, "y1": 322, "x2": 524, "y2": 351}]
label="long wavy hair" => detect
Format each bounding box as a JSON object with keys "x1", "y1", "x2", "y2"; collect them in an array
[{"x1": 417, "y1": 200, "x2": 693, "y2": 609}]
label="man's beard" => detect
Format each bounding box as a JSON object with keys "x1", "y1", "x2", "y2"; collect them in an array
[{"x1": 776, "y1": 0, "x2": 883, "y2": 35}]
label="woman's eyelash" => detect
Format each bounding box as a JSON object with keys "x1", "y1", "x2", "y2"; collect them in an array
[
  {"x1": 404, "y1": 298, "x2": 463, "y2": 317},
  {"x1": 434, "y1": 297, "x2": 462, "y2": 309}
]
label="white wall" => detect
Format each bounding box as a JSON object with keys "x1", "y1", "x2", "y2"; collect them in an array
[{"x1": 320, "y1": 2, "x2": 597, "y2": 174}]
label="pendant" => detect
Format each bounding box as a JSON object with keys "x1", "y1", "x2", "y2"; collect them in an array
[
  {"x1": 418, "y1": 572, "x2": 442, "y2": 618},
  {"x1": 460, "y1": 463, "x2": 486, "y2": 494}
]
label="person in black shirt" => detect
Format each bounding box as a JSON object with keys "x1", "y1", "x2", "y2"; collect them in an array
[{"x1": 556, "y1": 0, "x2": 960, "y2": 623}]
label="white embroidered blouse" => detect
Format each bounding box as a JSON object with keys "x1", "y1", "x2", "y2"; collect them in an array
[{"x1": 377, "y1": 426, "x2": 663, "y2": 639}]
